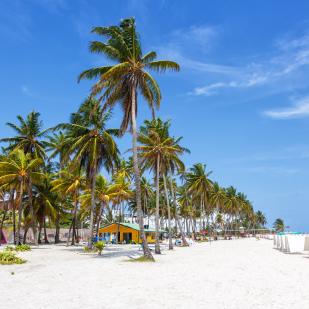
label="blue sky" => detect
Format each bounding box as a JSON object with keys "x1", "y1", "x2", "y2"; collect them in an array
[{"x1": 1, "y1": 0, "x2": 309, "y2": 231}]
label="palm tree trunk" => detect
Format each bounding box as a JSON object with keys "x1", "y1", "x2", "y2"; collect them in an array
[
  {"x1": 11, "y1": 190, "x2": 16, "y2": 245},
  {"x1": 55, "y1": 207, "x2": 60, "y2": 244},
  {"x1": 44, "y1": 216, "x2": 49, "y2": 244},
  {"x1": 169, "y1": 178, "x2": 189, "y2": 246},
  {"x1": 16, "y1": 181, "x2": 24, "y2": 245},
  {"x1": 131, "y1": 87, "x2": 153, "y2": 260},
  {"x1": 163, "y1": 174, "x2": 173, "y2": 250},
  {"x1": 28, "y1": 180, "x2": 37, "y2": 245},
  {"x1": 0, "y1": 200, "x2": 8, "y2": 243},
  {"x1": 88, "y1": 170, "x2": 96, "y2": 249},
  {"x1": 96, "y1": 202, "x2": 104, "y2": 237},
  {"x1": 23, "y1": 226, "x2": 29, "y2": 244},
  {"x1": 154, "y1": 154, "x2": 161, "y2": 254}
]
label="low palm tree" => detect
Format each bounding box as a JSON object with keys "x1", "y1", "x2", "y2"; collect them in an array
[
  {"x1": 0, "y1": 150, "x2": 44, "y2": 244},
  {"x1": 186, "y1": 163, "x2": 213, "y2": 231},
  {"x1": 273, "y1": 218, "x2": 285, "y2": 232},
  {"x1": 51, "y1": 167, "x2": 86, "y2": 245},
  {"x1": 78, "y1": 18, "x2": 179, "y2": 260}
]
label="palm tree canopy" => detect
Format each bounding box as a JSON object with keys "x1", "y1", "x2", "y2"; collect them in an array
[
  {"x1": 78, "y1": 17, "x2": 180, "y2": 134},
  {"x1": 0, "y1": 111, "x2": 47, "y2": 159},
  {"x1": 138, "y1": 118, "x2": 188, "y2": 175},
  {"x1": 54, "y1": 97, "x2": 120, "y2": 176},
  {"x1": 0, "y1": 149, "x2": 44, "y2": 188}
]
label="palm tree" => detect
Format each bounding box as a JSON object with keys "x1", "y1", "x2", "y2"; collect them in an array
[
  {"x1": 51, "y1": 167, "x2": 86, "y2": 245},
  {"x1": 46, "y1": 132, "x2": 70, "y2": 243},
  {"x1": 55, "y1": 98, "x2": 119, "y2": 248},
  {"x1": 273, "y1": 218, "x2": 285, "y2": 232},
  {"x1": 255, "y1": 210, "x2": 267, "y2": 228},
  {"x1": 78, "y1": 18, "x2": 179, "y2": 260},
  {"x1": 0, "y1": 111, "x2": 47, "y2": 160},
  {"x1": 138, "y1": 118, "x2": 186, "y2": 251},
  {"x1": 0, "y1": 149, "x2": 44, "y2": 244},
  {"x1": 186, "y1": 163, "x2": 213, "y2": 232},
  {"x1": 110, "y1": 171, "x2": 133, "y2": 243},
  {"x1": 80, "y1": 175, "x2": 114, "y2": 236}
]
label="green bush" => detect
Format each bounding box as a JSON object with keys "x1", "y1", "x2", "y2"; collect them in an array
[
  {"x1": 15, "y1": 244, "x2": 31, "y2": 252},
  {"x1": 0, "y1": 251, "x2": 26, "y2": 265},
  {"x1": 4, "y1": 246, "x2": 15, "y2": 252},
  {"x1": 4, "y1": 244, "x2": 31, "y2": 252},
  {"x1": 94, "y1": 241, "x2": 105, "y2": 255},
  {"x1": 83, "y1": 246, "x2": 96, "y2": 253}
]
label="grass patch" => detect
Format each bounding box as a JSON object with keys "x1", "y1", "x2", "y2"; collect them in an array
[
  {"x1": 0, "y1": 251, "x2": 26, "y2": 265},
  {"x1": 127, "y1": 256, "x2": 155, "y2": 263}
]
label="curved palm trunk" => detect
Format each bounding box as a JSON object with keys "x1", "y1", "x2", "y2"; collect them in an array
[
  {"x1": 169, "y1": 178, "x2": 189, "y2": 247},
  {"x1": 88, "y1": 170, "x2": 96, "y2": 249},
  {"x1": 163, "y1": 174, "x2": 173, "y2": 250},
  {"x1": 154, "y1": 154, "x2": 161, "y2": 254},
  {"x1": 16, "y1": 181, "x2": 24, "y2": 245},
  {"x1": 131, "y1": 87, "x2": 153, "y2": 260}
]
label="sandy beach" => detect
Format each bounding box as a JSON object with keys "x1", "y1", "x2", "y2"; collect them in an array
[{"x1": 1, "y1": 238, "x2": 309, "y2": 309}]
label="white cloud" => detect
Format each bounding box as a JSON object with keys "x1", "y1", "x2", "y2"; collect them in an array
[
  {"x1": 264, "y1": 96, "x2": 309, "y2": 119},
  {"x1": 189, "y1": 32, "x2": 309, "y2": 96}
]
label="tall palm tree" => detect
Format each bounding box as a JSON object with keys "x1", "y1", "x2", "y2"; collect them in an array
[
  {"x1": 0, "y1": 111, "x2": 47, "y2": 160},
  {"x1": 78, "y1": 18, "x2": 179, "y2": 260},
  {"x1": 0, "y1": 149, "x2": 44, "y2": 244},
  {"x1": 55, "y1": 98, "x2": 119, "y2": 248},
  {"x1": 138, "y1": 118, "x2": 186, "y2": 252}
]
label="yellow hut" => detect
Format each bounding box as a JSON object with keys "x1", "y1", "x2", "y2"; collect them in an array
[{"x1": 98, "y1": 222, "x2": 163, "y2": 244}]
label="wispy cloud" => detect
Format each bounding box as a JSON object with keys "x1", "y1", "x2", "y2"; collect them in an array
[
  {"x1": 157, "y1": 24, "x2": 240, "y2": 76},
  {"x1": 264, "y1": 96, "x2": 309, "y2": 119},
  {"x1": 189, "y1": 32, "x2": 309, "y2": 96}
]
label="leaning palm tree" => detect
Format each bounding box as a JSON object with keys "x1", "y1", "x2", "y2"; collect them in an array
[
  {"x1": 0, "y1": 111, "x2": 47, "y2": 160},
  {"x1": 78, "y1": 18, "x2": 179, "y2": 260},
  {"x1": 55, "y1": 98, "x2": 119, "y2": 248},
  {"x1": 0, "y1": 149, "x2": 44, "y2": 244}
]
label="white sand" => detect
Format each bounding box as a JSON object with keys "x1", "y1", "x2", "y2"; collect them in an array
[{"x1": 1, "y1": 238, "x2": 309, "y2": 309}]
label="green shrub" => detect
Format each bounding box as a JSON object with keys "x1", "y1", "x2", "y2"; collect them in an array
[
  {"x1": 4, "y1": 246, "x2": 15, "y2": 252},
  {"x1": 0, "y1": 251, "x2": 26, "y2": 265},
  {"x1": 83, "y1": 246, "x2": 96, "y2": 253},
  {"x1": 15, "y1": 244, "x2": 31, "y2": 252},
  {"x1": 94, "y1": 241, "x2": 105, "y2": 255}
]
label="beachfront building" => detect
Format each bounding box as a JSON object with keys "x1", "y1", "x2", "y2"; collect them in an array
[{"x1": 98, "y1": 222, "x2": 163, "y2": 244}]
